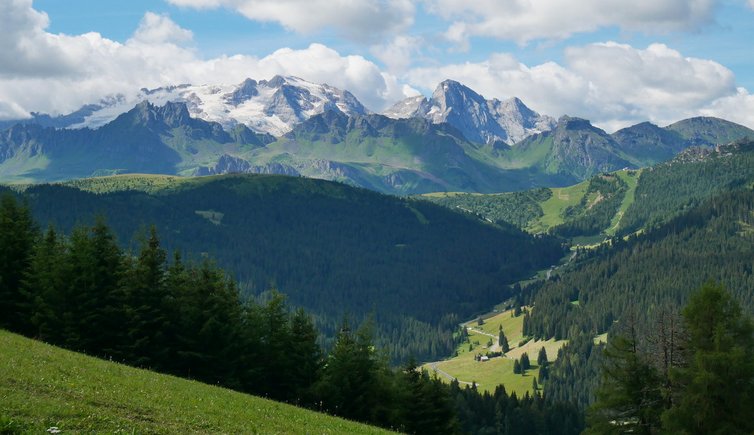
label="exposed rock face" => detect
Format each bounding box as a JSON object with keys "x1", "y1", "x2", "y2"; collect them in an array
[
  {"x1": 195, "y1": 154, "x2": 300, "y2": 176},
  {"x1": 384, "y1": 79, "x2": 555, "y2": 145}
]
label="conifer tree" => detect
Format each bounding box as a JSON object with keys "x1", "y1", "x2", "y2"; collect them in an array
[
  {"x1": 24, "y1": 226, "x2": 67, "y2": 342},
  {"x1": 124, "y1": 226, "x2": 170, "y2": 369},
  {"x1": 78, "y1": 218, "x2": 127, "y2": 358},
  {"x1": 662, "y1": 283, "x2": 754, "y2": 434},
  {"x1": 520, "y1": 352, "x2": 531, "y2": 371},
  {"x1": 0, "y1": 194, "x2": 38, "y2": 334},
  {"x1": 288, "y1": 307, "x2": 322, "y2": 404},
  {"x1": 585, "y1": 322, "x2": 662, "y2": 434},
  {"x1": 498, "y1": 327, "x2": 510, "y2": 353},
  {"x1": 537, "y1": 346, "x2": 548, "y2": 367}
]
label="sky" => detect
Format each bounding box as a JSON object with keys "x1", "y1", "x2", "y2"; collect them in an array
[{"x1": 2, "y1": 0, "x2": 754, "y2": 132}]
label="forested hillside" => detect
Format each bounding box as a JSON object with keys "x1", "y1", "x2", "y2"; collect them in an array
[
  {"x1": 0, "y1": 195, "x2": 583, "y2": 434},
  {"x1": 3, "y1": 174, "x2": 563, "y2": 362},
  {"x1": 523, "y1": 188, "x2": 754, "y2": 406},
  {"x1": 425, "y1": 139, "x2": 754, "y2": 242}
]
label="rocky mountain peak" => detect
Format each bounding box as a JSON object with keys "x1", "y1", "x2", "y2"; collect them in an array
[
  {"x1": 129, "y1": 100, "x2": 192, "y2": 128},
  {"x1": 384, "y1": 79, "x2": 554, "y2": 145},
  {"x1": 557, "y1": 116, "x2": 597, "y2": 131}
]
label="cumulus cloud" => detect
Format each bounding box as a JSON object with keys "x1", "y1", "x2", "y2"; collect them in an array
[
  {"x1": 424, "y1": 0, "x2": 718, "y2": 45},
  {"x1": 370, "y1": 35, "x2": 424, "y2": 73},
  {"x1": 166, "y1": 0, "x2": 414, "y2": 41},
  {"x1": 0, "y1": 1, "x2": 412, "y2": 119},
  {"x1": 406, "y1": 42, "x2": 754, "y2": 131},
  {"x1": 131, "y1": 12, "x2": 194, "y2": 44}
]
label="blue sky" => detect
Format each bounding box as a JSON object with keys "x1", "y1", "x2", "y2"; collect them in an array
[{"x1": 3, "y1": 0, "x2": 754, "y2": 131}]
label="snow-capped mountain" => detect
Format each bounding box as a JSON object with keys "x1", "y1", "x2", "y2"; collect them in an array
[
  {"x1": 64, "y1": 76, "x2": 369, "y2": 137},
  {"x1": 384, "y1": 80, "x2": 555, "y2": 145}
]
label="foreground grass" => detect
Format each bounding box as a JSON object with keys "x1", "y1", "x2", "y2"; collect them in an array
[{"x1": 0, "y1": 330, "x2": 390, "y2": 434}]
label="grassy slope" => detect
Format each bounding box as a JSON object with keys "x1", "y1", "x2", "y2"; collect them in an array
[
  {"x1": 421, "y1": 168, "x2": 643, "y2": 240},
  {"x1": 605, "y1": 169, "x2": 641, "y2": 236},
  {"x1": 0, "y1": 330, "x2": 389, "y2": 434},
  {"x1": 423, "y1": 308, "x2": 567, "y2": 395},
  {"x1": 531, "y1": 181, "x2": 589, "y2": 232}
]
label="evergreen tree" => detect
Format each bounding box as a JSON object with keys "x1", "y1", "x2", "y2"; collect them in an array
[
  {"x1": 520, "y1": 353, "x2": 531, "y2": 371},
  {"x1": 662, "y1": 283, "x2": 754, "y2": 434},
  {"x1": 399, "y1": 360, "x2": 460, "y2": 434},
  {"x1": 498, "y1": 328, "x2": 510, "y2": 353},
  {"x1": 77, "y1": 218, "x2": 127, "y2": 358},
  {"x1": 317, "y1": 318, "x2": 388, "y2": 424},
  {"x1": 538, "y1": 364, "x2": 549, "y2": 382},
  {"x1": 124, "y1": 226, "x2": 170, "y2": 369},
  {"x1": 257, "y1": 290, "x2": 294, "y2": 400},
  {"x1": 0, "y1": 194, "x2": 38, "y2": 334},
  {"x1": 288, "y1": 308, "x2": 322, "y2": 404},
  {"x1": 513, "y1": 359, "x2": 522, "y2": 374},
  {"x1": 537, "y1": 346, "x2": 548, "y2": 367},
  {"x1": 585, "y1": 325, "x2": 662, "y2": 434},
  {"x1": 24, "y1": 226, "x2": 67, "y2": 343}
]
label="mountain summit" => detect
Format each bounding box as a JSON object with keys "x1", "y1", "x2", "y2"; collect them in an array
[
  {"x1": 15, "y1": 76, "x2": 369, "y2": 137},
  {"x1": 384, "y1": 79, "x2": 555, "y2": 145}
]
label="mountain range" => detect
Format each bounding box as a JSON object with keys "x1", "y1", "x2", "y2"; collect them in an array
[{"x1": 1, "y1": 77, "x2": 752, "y2": 193}]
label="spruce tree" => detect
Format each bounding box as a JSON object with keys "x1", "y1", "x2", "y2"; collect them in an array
[
  {"x1": 585, "y1": 325, "x2": 662, "y2": 434},
  {"x1": 124, "y1": 226, "x2": 170, "y2": 369},
  {"x1": 288, "y1": 308, "x2": 322, "y2": 404},
  {"x1": 0, "y1": 194, "x2": 38, "y2": 334},
  {"x1": 662, "y1": 283, "x2": 754, "y2": 434},
  {"x1": 24, "y1": 226, "x2": 67, "y2": 343},
  {"x1": 520, "y1": 352, "x2": 531, "y2": 371},
  {"x1": 498, "y1": 328, "x2": 510, "y2": 353},
  {"x1": 78, "y1": 218, "x2": 127, "y2": 358},
  {"x1": 537, "y1": 346, "x2": 548, "y2": 367}
]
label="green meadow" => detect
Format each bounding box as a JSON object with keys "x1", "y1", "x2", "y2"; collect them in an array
[{"x1": 0, "y1": 330, "x2": 390, "y2": 434}]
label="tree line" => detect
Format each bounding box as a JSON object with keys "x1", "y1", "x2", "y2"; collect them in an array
[{"x1": 0, "y1": 193, "x2": 583, "y2": 434}]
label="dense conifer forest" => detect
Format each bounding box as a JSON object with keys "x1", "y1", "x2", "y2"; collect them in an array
[
  {"x1": 0, "y1": 193, "x2": 583, "y2": 434},
  {"x1": 522, "y1": 188, "x2": 754, "y2": 409},
  {"x1": 1, "y1": 174, "x2": 564, "y2": 363}
]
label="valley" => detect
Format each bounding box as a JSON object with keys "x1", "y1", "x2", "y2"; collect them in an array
[
  {"x1": 424, "y1": 307, "x2": 568, "y2": 396},
  {"x1": 3, "y1": 77, "x2": 754, "y2": 433},
  {"x1": 5, "y1": 1, "x2": 754, "y2": 432}
]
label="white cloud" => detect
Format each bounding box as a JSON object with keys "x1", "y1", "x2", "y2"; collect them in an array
[
  {"x1": 0, "y1": 1, "x2": 413, "y2": 119},
  {"x1": 406, "y1": 42, "x2": 753, "y2": 131},
  {"x1": 370, "y1": 35, "x2": 424, "y2": 73},
  {"x1": 167, "y1": 0, "x2": 414, "y2": 41},
  {"x1": 131, "y1": 12, "x2": 194, "y2": 44},
  {"x1": 700, "y1": 87, "x2": 754, "y2": 130},
  {"x1": 750, "y1": 0, "x2": 754, "y2": 9},
  {"x1": 424, "y1": 0, "x2": 718, "y2": 45}
]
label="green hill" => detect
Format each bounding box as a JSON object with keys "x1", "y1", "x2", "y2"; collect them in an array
[
  {"x1": 421, "y1": 168, "x2": 641, "y2": 241},
  {"x1": 0, "y1": 329, "x2": 389, "y2": 434},
  {"x1": 423, "y1": 138, "x2": 754, "y2": 242},
  {"x1": 4, "y1": 173, "x2": 563, "y2": 362}
]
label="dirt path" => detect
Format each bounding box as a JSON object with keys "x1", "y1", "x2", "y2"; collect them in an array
[{"x1": 428, "y1": 362, "x2": 478, "y2": 386}]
